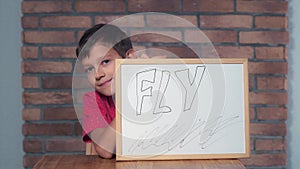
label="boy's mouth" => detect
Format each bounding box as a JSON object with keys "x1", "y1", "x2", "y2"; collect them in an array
[{"x1": 98, "y1": 78, "x2": 112, "y2": 87}]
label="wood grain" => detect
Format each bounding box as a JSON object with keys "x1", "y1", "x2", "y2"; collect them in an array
[{"x1": 34, "y1": 155, "x2": 246, "y2": 169}]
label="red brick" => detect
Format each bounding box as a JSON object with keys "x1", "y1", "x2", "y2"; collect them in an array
[
  {"x1": 21, "y1": 46, "x2": 38, "y2": 59},
  {"x1": 250, "y1": 138, "x2": 254, "y2": 151},
  {"x1": 133, "y1": 46, "x2": 146, "y2": 52},
  {"x1": 75, "y1": 122, "x2": 83, "y2": 136},
  {"x1": 42, "y1": 46, "x2": 76, "y2": 59},
  {"x1": 240, "y1": 31, "x2": 289, "y2": 44},
  {"x1": 237, "y1": 0, "x2": 288, "y2": 14},
  {"x1": 44, "y1": 107, "x2": 77, "y2": 120},
  {"x1": 78, "y1": 29, "x2": 114, "y2": 44},
  {"x1": 95, "y1": 15, "x2": 123, "y2": 24},
  {"x1": 22, "y1": 61, "x2": 73, "y2": 73},
  {"x1": 23, "y1": 139, "x2": 42, "y2": 153},
  {"x1": 240, "y1": 153, "x2": 286, "y2": 166},
  {"x1": 200, "y1": 15, "x2": 252, "y2": 28},
  {"x1": 21, "y1": 16, "x2": 38, "y2": 29},
  {"x1": 249, "y1": 92, "x2": 287, "y2": 105},
  {"x1": 77, "y1": 31, "x2": 85, "y2": 42},
  {"x1": 23, "y1": 155, "x2": 42, "y2": 168},
  {"x1": 285, "y1": 47, "x2": 289, "y2": 59},
  {"x1": 249, "y1": 107, "x2": 255, "y2": 120},
  {"x1": 256, "y1": 139, "x2": 285, "y2": 151},
  {"x1": 74, "y1": 65, "x2": 88, "y2": 75},
  {"x1": 146, "y1": 15, "x2": 197, "y2": 27},
  {"x1": 257, "y1": 107, "x2": 287, "y2": 121},
  {"x1": 75, "y1": 0, "x2": 125, "y2": 13},
  {"x1": 256, "y1": 47, "x2": 287, "y2": 59},
  {"x1": 22, "y1": 1, "x2": 71, "y2": 13},
  {"x1": 202, "y1": 30, "x2": 237, "y2": 43},
  {"x1": 248, "y1": 75, "x2": 255, "y2": 91},
  {"x1": 137, "y1": 47, "x2": 175, "y2": 58},
  {"x1": 22, "y1": 123, "x2": 73, "y2": 136},
  {"x1": 148, "y1": 46, "x2": 199, "y2": 58},
  {"x1": 201, "y1": 46, "x2": 253, "y2": 58},
  {"x1": 250, "y1": 123, "x2": 286, "y2": 136},
  {"x1": 72, "y1": 76, "x2": 93, "y2": 89},
  {"x1": 22, "y1": 108, "x2": 41, "y2": 121},
  {"x1": 95, "y1": 15, "x2": 145, "y2": 27},
  {"x1": 41, "y1": 16, "x2": 92, "y2": 28},
  {"x1": 23, "y1": 92, "x2": 73, "y2": 105},
  {"x1": 22, "y1": 76, "x2": 39, "y2": 88},
  {"x1": 23, "y1": 31, "x2": 75, "y2": 44},
  {"x1": 75, "y1": 90, "x2": 87, "y2": 104},
  {"x1": 257, "y1": 77, "x2": 287, "y2": 90},
  {"x1": 128, "y1": 0, "x2": 180, "y2": 12},
  {"x1": 42, "y1": 76, "x2": 72, "y2": 89},
  {"x1": 255, "y1": 16, "x2": 288, "y2": 29},
  {"x1": 46, "y1": 138, "x2": 85, "y2": 152},
  {"x1": 248, "y1": 62, "x2": 287, "y2": 74},
  {"x1": 185, "y1": 30, "x2": 237, "y2": 43},
  {"x1": 130, "y1": 31, "x2": 182, "y2": 43},
  {"x1": 183, "y1": 0, "x2": 234, "y2": 12}
]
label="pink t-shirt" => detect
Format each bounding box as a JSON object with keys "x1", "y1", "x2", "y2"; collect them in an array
[{"x1": 81, "y1": 91, "x2": 115, "y2": 143}]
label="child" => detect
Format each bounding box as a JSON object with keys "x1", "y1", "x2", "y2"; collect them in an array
[{"x1": 76, "y1": 24, "x2": 135, "y2": 158}]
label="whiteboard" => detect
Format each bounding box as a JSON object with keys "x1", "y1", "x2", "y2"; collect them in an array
[{"x1": 115, "y1": 58, "x2": 250, "y2": 161}]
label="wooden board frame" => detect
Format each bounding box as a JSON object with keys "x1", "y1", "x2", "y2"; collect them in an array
[{"x1": 115, "y1": 58, "x2": 250, "y2": 161}]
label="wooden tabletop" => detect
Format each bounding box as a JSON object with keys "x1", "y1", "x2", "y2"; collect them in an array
[{"x1": 33, "y1": 155, "x2": 246, "y2": 169}]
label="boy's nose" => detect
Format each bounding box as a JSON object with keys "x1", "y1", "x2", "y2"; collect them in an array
[{"x1": 95, "y1": 67, "x2": 105, "y2": 80}]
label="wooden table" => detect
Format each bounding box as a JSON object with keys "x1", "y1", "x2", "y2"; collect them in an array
[{"x1": 34, "y1": 155, "x2": 246, "y2": 169}]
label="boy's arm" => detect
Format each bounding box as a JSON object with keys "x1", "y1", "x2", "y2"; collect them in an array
[{"x1": 90, "y1": 119, "x2": 116, "y2": 158}]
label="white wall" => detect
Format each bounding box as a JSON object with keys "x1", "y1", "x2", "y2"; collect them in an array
[
  {"x1": 0, "y1": 0, "x2": 23, "y2": 168},
  {"x1": 288, "y1": 0, "x2": 300, "y2": 168}
]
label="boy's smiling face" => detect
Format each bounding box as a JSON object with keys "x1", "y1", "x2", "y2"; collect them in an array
[{"x1": 81, "y1": 44, "x2": 122, "y2": 96}]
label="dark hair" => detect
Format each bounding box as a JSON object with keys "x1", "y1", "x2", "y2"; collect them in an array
[{"x1": 76, "y1": 24, "x2": 133, "y2": 59}]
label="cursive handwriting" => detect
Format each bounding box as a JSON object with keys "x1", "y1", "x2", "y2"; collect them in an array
[{"x1": 127, "y1": 113, "x2": 241, "y2": 154}]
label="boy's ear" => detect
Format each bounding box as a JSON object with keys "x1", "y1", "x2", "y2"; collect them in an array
[{"x1": 125, "y1": 49, "x2": 136, "y2": 59}]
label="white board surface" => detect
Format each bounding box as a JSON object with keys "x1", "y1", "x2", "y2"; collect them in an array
[{"x1": 116, "y1": 58, "x2": 249, "y2": 161}]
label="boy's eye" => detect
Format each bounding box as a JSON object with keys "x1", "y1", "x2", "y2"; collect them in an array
[
  {"x1": 85, "y1": 67, "x2": 94, "y2": 73},
  {"x1": 101, "y1": 59, "x2": 110, "y2": 65}
]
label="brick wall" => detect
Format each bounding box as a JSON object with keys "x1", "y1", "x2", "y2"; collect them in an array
[{"x1": 21, "y1": 0, "x2": 288, "y2": 168}]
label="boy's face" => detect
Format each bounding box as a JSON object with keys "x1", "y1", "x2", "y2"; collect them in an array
[{"x1": 81, "y1": 44, "x2": 122, "y2": 96}]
